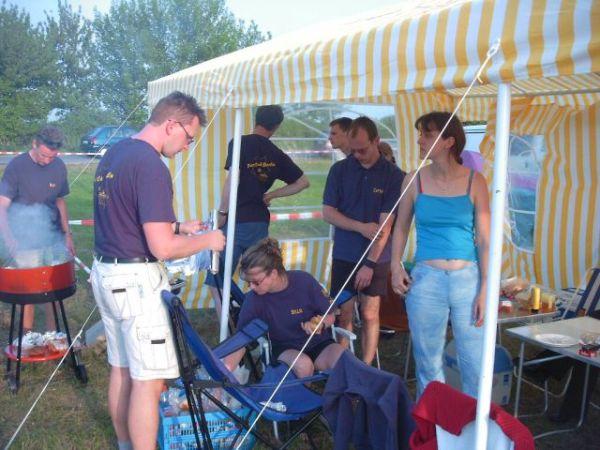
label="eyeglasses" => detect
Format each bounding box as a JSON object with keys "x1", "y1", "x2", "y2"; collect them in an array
[
  {"x1": 41, "y1": 140, "x2": 62, "y2": 150},
  {"x1": 241, "y1": 272, "x2": 269, "y2": 288},
  {"x1": 175, "y1": 121, "x2": 194, "y2": 145}
]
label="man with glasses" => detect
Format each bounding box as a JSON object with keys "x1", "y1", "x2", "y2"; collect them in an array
[
  {"x1": 0, "y1": 125, "x2": 74, "y2": 332},
  {"x1": 91, "y1": 91, "x2": 225, "y2": 450}
]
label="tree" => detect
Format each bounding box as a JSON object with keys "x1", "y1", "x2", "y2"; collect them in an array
[
  {"x1": 91, "y1": 0, "x2": 269, "y2": 125},
  {"x1": 0, "y1": 1, "x2": 55, "y2": 148},
  {"x1": 43, "y1": 1, "x2": 105, "y2": 149}
]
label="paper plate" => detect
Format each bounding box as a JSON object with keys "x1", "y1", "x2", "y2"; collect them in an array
[{"x1": 534, "y1": 333, "x2": 579, "y2": 347}]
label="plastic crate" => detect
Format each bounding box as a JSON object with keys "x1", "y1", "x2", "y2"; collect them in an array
[{"x1": 158, "y1": 403, "x2": 257, "y2": 450}]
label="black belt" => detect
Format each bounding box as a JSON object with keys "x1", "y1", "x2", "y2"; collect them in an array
[{"x1": 95, "y1": 254, "x2": 158, "y2": 264}]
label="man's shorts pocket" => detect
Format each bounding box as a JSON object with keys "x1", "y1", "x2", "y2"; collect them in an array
[
  {"x1": 100, "y1": 274, "x2": 143, "y2": 320},
  {"x1": 137, "y1": 325, "x2": 172, "y2": 371}
]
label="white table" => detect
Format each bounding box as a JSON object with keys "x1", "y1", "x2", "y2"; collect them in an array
[{"x1": 505, "y1": 317, "x2": 600, "y2": 438}]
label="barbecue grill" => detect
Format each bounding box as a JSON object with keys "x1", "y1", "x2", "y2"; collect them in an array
[{"x1": 1, "y1": 259, "x2": 87, "y2": 393}]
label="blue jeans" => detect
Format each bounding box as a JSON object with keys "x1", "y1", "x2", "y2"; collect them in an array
[
  {"x1": 406, "y1": 262, "x2": 483, "y2": 398},
  {"x1": 204, "y1": 221, "x2": 269, "y2": 287}
]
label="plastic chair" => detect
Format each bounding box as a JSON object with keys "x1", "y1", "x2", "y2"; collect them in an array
[
  {"x1": 162, "y1": 290, "x2": 330, "y2": 450},
  {"x1": 410, "y1": 381, "x2": 534, "y2": 450},
  {"x1": 332, "y1": 288, "x2": 380, "y2": 368}
]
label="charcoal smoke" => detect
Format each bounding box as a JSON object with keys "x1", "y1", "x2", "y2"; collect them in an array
[{"x1": 0, "y1": 203, "x2": 70, "y2": 268}]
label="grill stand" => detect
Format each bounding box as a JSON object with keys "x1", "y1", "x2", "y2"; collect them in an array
[{"x1": 3, "y1": 295, "x2": 87, "y2": 394}]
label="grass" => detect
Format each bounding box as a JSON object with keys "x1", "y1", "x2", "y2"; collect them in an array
[{"x1": 1, "y1": 160, "x2": 598, "y2": 449}]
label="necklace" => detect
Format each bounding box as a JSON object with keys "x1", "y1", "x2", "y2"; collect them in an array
[{"x1": 431, "y1": 175, "x2": 450, "y2": 192}]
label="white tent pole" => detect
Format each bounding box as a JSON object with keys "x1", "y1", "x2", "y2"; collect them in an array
[
  {"x1": 474, "y1": 82, "x2": 512, "y2": 449},
  {"x1": 219, "y1": 108, "x2": 243, "y2": 342}
]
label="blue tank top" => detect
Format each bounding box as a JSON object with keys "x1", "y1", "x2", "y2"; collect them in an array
[{"x1": 414, "y1": 169, "x2": 477, "y2": 262}]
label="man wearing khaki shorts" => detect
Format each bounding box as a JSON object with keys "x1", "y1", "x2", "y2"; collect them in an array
[{"x1": 91, "y1": 92, "x2": 225, "y2": 450}]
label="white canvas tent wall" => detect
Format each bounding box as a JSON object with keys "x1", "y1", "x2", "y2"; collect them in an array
[{"x1": 148, "y1": 0, "x2": 599, "y2": 447}]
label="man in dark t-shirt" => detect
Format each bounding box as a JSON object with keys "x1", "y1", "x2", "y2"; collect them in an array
[
  {"x1": 0, "y1": 125, "x2": 74, "y2": 332},
  {"x1": 206, "y1": 105, "x2": 309, "y2": 306},
  {"x1": 90, "y1": 92, "x2": 225, "y2": 450},
  {"x1": 323, "y1": 116, "x2": 404, "y2": 365}
]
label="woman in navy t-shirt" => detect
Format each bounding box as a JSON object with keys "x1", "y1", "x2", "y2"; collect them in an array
[{"x1": 225, "y1": 238, "x2": 344, "y2": 378}]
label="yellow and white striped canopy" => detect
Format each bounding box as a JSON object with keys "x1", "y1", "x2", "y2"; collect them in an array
[
  {"x1": 149, "y1": 0, "x2": 599, "y2": 108},
  {"x1": 150, "y1": 0, "x2": 600, "y2": 306}
]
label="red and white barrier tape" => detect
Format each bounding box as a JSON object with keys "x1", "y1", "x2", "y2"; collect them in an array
[
  {"x1": 0, "y1": 150, "x2": 99, "y2": 156},
  {"x1": 269, "y1": 211, "x2": 323, "y2": 221},
  {"x1": 68, "y1": 219, "x2": 95, "y2": 226},
  {"x1": 1, "y1": 149, "x2": 334, "y2": 157},
  {"x1": 69, "y1": 212, "x2": 323, "y2": 227}
]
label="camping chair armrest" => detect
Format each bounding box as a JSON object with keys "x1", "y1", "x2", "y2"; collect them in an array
[
  {"x1": 248, "y1": 372, "x2": 328, "y2": 389},
  {"x1": 332, "y1": 326, "x2": 357, "y2": 342},
  {"x1": 213, "y1": 318, "x2": 269, "y2": 359},
  {"x1": 513, "y1": 354, "x2": 569, "y2": 377}
]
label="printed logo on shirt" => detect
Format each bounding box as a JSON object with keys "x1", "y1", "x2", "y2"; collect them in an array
[
  {"x1": 372, "y1": 188, "x2": 384, "y2": 194},
  {"x1": 97, "y1": 189, "x2": 109, "y2": 208},
  {"x1": 247, "y1": 162, "x2": 276, "y2": 169},
  {"x1": 48, "y1": 182, "x2": 56, "y2": 189},
  {"x1": 248, "y1": 160, "x2": 276, "y2": 183},
  {"x1": 290, "y1": 308, "x2": 304, "y2": 315}
]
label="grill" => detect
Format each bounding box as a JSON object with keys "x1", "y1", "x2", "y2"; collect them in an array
[{"x1": 1, "y1": 259, "x2": 87, "y2": 393}]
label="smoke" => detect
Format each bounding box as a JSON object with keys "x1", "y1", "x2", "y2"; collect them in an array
[{"x1": 0, "y1": 203, "x2": 70, "y2": 268}]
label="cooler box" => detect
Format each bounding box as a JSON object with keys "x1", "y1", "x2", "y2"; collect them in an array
[{"x1": 443, "y1": 339, "x2": 513, "y2": 405}]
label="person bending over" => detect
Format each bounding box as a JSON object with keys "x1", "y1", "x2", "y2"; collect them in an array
[{"x1": 224, "y1": 238, "x2": 344, "y2": 378}]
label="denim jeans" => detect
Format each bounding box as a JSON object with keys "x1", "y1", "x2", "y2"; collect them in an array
[
  {"x1": 406, "y1": 262, "x2": 483, "y2": 398},
  {"x1": 204, "y1": 221, "x2": 269, "y2": 287}
]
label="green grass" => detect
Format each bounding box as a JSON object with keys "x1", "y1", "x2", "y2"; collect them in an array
[{"x1": 1, "y1": 161, "x2": 598, "y2": 449}]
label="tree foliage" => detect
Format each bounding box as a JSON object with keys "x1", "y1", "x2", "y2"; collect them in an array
[
  {"x1": 0, "y1": 0, "x2": 268, "y2": 148},
  {"x1": 91, "y1": 0, "x2": 268, "y2": 125},
  {"x1": 0, "y1": 1, "x2": 55, "y2": 147}
]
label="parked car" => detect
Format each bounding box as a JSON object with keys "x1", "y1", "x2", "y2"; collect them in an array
[{"x1": 80, "y1": 126, "x2": 137, "y2": 154}]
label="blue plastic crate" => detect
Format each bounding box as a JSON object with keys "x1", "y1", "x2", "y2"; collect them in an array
[{"x1": 158, "y1": 403, "x2": 257, "y2": 450}]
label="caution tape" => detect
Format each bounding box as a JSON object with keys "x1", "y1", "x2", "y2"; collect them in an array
[{"x1": 69, "y1": 212, "x2": 323, "y2": 227}]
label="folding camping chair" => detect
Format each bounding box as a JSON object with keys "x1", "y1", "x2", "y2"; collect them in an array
[
  {"x1": 162, "y1": 290, "x2": 331, "y2": 450},
  {"x1": 515, "y1": 267, "x2": 600, "y2": 416}
]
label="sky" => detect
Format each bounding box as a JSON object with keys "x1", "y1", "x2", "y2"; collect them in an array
[{"x1": 14, "y1": 0, "x2": 403, "y2": 37}]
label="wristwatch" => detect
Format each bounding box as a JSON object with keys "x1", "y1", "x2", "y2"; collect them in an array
[{"x1": 363, "y1": 258, "x2": 377, "y2": 269}]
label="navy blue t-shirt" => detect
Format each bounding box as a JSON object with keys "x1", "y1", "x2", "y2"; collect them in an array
[
  {"x1": 237, "y1": 271, "x2": 333, "y2": 351},
  {"x1": 0, "y1": 152, "x2": 69, "y2": 233},
  {"x1": 93, "y1": 138, "x2": 176, "y2": 258},
  {"x1": 225, "y1": 134, "x2": 303, "y2": 223},
  {"x1": 323, "y1": 155, "x2": 404, "y2": 263}
]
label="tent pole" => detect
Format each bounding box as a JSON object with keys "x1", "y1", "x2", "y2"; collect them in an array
[
  {"x1": 219, "y1": 108, "x2": 243, "y2": 342},
  {"x1": 474, "y1": 82, "x2": 511, "y2": 449}
]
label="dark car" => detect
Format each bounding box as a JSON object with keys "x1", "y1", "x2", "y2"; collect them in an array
[{"x1": 80, "y1": 126, "x2": 137, "y2": 154}]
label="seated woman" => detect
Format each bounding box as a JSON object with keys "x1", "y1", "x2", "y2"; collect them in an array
[{"x1": 223, "y1": 237, "x2": 344, "y2": 378}]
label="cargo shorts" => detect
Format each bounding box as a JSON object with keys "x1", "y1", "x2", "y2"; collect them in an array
[{"x1": 90, "y1": 260, "x2": 179, "y2": 380}]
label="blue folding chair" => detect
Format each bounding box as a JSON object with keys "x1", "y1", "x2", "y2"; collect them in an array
[
  {"x1": 162, "y1": 290, "x2": 330, "y2": 449},
  {"x1": 561, "y1": 267, "x2": 600, "y2": 319}
]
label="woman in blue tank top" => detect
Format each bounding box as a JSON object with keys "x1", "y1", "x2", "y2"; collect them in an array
[{"x1": 390, "y1": 112, "x2": 490, "y2": 398}]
